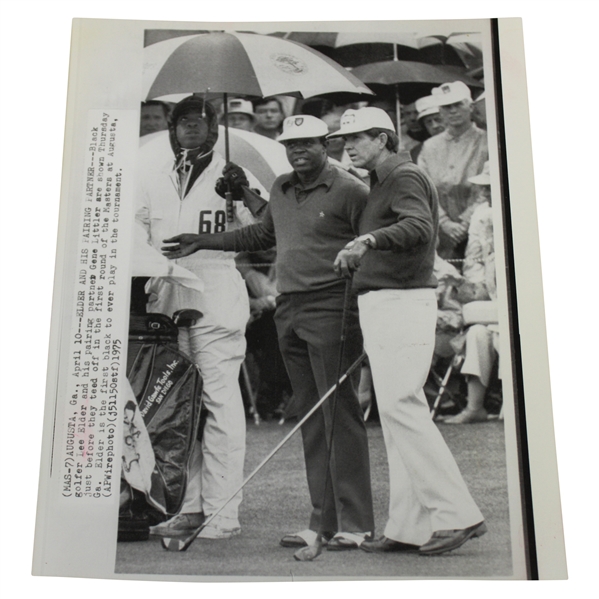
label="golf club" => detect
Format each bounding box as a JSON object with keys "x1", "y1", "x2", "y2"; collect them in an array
[{"x1": 162, "y1": 349, "x2": 367, "y2": 552}]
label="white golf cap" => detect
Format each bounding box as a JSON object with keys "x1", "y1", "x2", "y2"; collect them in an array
[
  {"x1": 277, "y1": 115, "x2": 329, "y2": 142},
  {"x1": 431, "y1": 81, "x2": 472, "y2": 106},
  {"x1": 227, "y1": 98, "x2": 255, "y2": 119},
  {"x1": 327, "y1": 107, "x2": 396, "y2": 138},
  {"x1": 415, "y1": 95, "x2": 440, "y2": 120},
  {"x1": 468, "y1": 161, "x2": 490, "y2": 185}
]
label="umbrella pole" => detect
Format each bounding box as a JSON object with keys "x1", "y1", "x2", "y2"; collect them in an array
[
  {"x1": 392, "y1": 44, "x2": 401, "y2": 143},
  {"x1": 223, "y1": 92, "x2": 235, "y2": 222},
  {"x1": 395, "y1": 84, "x2": 401, "y2": 145},
  {"x1": 223, "y1": 92, "x2": 230, "y2": 162}
]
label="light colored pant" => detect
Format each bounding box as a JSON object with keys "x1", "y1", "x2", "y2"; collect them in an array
[
  {"x1": 359, "y1": 288, "x2": 484, "y2": 545},
  {"x1": 461, "y1": 324, "x2": 500, "y2": 387},
  {"x1": 148, "y1": 264, "x2": 248, "y2": 529}
]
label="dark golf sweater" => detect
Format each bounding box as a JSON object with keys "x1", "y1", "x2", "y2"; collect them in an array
[
  {"x1": 222, "y1": 163, "x2": 369, "y2": 294},
  {"x1": 353, "y1": 151, "x2": 439, "y2": 293}
]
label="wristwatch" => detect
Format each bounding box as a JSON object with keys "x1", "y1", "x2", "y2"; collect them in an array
[{"x1": 356, "y1": 234, "x2": 377, "y2": 249}]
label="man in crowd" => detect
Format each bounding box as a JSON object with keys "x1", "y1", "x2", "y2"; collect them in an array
[
  {"x1": 418, "y1": 81, "x2": 488, "y2": 260},
  {"x1": 139, "y1": 100, "x2": 170, "y2": 137},
  {"x1": 445, "y1": 161, "x2": 499, "y2": 424},
  {"x1": 252, "y1": 97, "x2": 285, "y2": 139},
  {"x1": 415, "y1": 95, "x2": 445, "y2": 138},
  {"x1": 409, "y1": 94, "x2": 446, "y2": 163},
  {"x1": 162, "y1": 115, "x2": 375, "y2": 551},
  {"x1": 221, "y1": 98, "x2": 256, "y2": 132},
  {"x1": 402, "y1": 101, "x2": 429, "y2": 144},
  {"x1": 332, "y1": 107, "x2": 486, "y2": 556},
  {"x1": 136, "y1": 95, "x2": 266, "y2": 540}
]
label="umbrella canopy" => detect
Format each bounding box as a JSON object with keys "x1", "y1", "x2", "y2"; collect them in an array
[
  {"x1": 268, "y1": 31, "x2": 482, "y2": 70},
  {"x1": 350, "y1": 60, "x2": 483, "y2": 88},
  {"x1": 139, "y1": 126, "x2": 290, "y2": 191},
  {"x1": 144, "y1": 32, "x2": 373, "y2": 101}
]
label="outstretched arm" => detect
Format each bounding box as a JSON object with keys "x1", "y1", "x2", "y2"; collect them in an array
[{"x1": 161, "y1": 233, "x2": 226, "y2": 259}]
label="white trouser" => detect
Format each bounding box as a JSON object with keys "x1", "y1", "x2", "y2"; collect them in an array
[
  {"x1": 461, "y1": 324, "x2": 500, "y2": 387},
  {"x1": 359, "y1": 288, "x2": 484, "y2": 545},
  {"x1": 148, "y1": 263, "x2": 248, "y2": 528}
]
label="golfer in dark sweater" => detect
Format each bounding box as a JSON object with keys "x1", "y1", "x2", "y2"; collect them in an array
[{"x1": 163, "y1": 115, "x2": 375, "y2": 550}]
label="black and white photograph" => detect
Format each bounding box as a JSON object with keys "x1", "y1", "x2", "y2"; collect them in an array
[
  {"x1": 5, "y1": 1, "x2": 594, "y2": 595},
  {"x1": 116, "y1": 20, "x2": 521, "y2": 579}
]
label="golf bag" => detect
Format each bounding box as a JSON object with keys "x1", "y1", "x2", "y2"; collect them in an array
[{"x1": 119, "y1": 312, "x2": 204, "y2": 541}]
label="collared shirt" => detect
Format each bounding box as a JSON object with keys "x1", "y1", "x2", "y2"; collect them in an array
[
  {"x1": 353, "y1": 151, "x2": 439, "y2": 293},
  {"x1": 417, "y1": 123, "x2": 488, "y2": 225},
  {"x1": 223, "y1": 162, "x2": 369, "y2": 294},
  {"x1": 280, "y1": 161, "x2": 335, "y2": 204}
]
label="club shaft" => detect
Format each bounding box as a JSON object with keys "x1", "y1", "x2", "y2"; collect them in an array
[
  {"x1": 315, "y1": 277, "x2": 353, "y2": 544},
  {"x1": 179, "y1": 352, "x2": 366, "y2": 548}
]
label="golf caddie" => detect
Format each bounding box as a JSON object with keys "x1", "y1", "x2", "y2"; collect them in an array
[
  {"x1": 331, "y1": 107, "x2": 487, "y2": 556},
  {"x1": 162, "y1": 114, "x2": 375, "y2": 551},
  {"x1": 136, "y1": 95, "x2": 267, "y2": 540}
]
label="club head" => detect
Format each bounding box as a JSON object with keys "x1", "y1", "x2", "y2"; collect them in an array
[
  {"x1": 293, "y1": 541, "x2": 323, "y2": 562},
  {"x1": 161, "y1": 537, "x2": 188, "y2": 552}
]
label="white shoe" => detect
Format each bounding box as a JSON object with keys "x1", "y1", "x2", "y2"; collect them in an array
[
  {"x1": 196, "y1": 524, "x2": 241, "y2": 539},
  {"x1": 149, "y1": 512, "x2": 204, "y2": 537}
]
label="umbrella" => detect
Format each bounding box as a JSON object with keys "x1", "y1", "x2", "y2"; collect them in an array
[
  {"x1": 143, "y1": 32, "x2": 372, "y2": 101},
  {"x1": 351, "y1": 60, "x2": 483, "y2": 89},
  {"x1": 268, "y1": 31, "x2": 482, "y2": 70},
  {"x1": 139, "y1": 126, "x2": 290, "y2": 191}
]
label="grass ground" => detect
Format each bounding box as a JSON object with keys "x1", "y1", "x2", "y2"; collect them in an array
[{"x1": 115, "y1": 418, "x2": 511, "y2": 580}]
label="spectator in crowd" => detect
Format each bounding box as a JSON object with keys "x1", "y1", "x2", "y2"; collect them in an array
[
  {"x1": 408, "y1": 95, "x2": 445, "y2": 163},
  {"x1": 332, "y1": 106, "x2": 486, "y2": 556},
  {"x1": 418, "y1": 81, "x2": 488, "y2": 261},
  {"x1": 161, "y1": 115, "x2": 375, "y2": 551},
  {"x1": 445, "y1": 161, "x2": 499, "y2": 424},
  {"x1": 415, "y1": 95, "x2": 445, "y2": 138},
  {"x1": 221, "y1": 98, "x2": 256, "y2": 132},
  {"x1": 140, "y1": 100, "x2": 170, "y2": 137},
  {"x1": 253, "y1": 97, "x2": 286, "y2": 139},
  {"x1": 403, "y1": 101, "x2": 429, "y2": 143},
  {"x1": 136, "y1": 95, "x2": 267, "y2": 540}
]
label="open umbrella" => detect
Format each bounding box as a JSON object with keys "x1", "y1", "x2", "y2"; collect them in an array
[
  {"x1": 268, "y1": 30, "x2": 482, "y2": 70},
  {"x1": 351, "y1": 60, "x2": 482, "y2": 90},
  {"x1": 144, "y1": 32, "x2": 372, "y2": 101},
  {"x1": 139, "y1": 126, "x2": 290, "y2": 191}
]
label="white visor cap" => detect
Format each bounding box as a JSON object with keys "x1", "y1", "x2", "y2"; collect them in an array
[
  {"x1": 227, "y1": 98, "x2": 255, "y2": 118},
  {"x1": 277, "y1": 115, "x2": 329, "y2": 142},
  {"x1": 431, "y1": 81, "x2": 472, "y2": 106},
  {"x1": 415, "y1": 95, "x2": 440, "y2": 120},
  {"x1": 327, "y1": 107, "x2": 396, "y2": 138}
]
